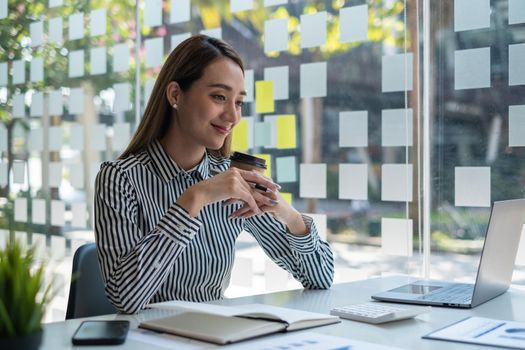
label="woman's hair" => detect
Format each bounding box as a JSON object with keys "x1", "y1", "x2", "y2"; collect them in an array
[{"x1": 119, "y1": 35, "x2": 244, "y2": 159}]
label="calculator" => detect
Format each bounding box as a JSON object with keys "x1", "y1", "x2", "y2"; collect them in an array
[{"x1": 330, "y1": 302, "x2": 431, "y2": 324}]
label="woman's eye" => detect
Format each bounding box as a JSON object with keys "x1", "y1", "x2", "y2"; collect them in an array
[
  {"x1": 236, "y1": 101, "x2": 244, "y2": 108},
  {"x1": 212, "y1": 95, "x2": 226, "y2": 101}
]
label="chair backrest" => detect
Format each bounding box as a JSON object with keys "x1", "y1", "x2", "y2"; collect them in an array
[{"x1": 66, "y1": 243, "x2": 116, "y2": 319}]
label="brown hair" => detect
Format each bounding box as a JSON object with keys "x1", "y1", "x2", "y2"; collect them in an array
[{"x1": 119, "y1": 35, "x2": 244, "y2": 159}]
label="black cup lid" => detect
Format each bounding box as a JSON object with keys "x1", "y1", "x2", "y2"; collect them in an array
[{"x1": 230, "y1": 152, "x2": 267, "y2": 169}]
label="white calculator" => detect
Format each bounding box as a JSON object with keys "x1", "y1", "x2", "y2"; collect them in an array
[{"x1": 330, "y1": 302, "x2": 430, "y2": 324}]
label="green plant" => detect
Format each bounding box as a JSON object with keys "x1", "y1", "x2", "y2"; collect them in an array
[{"x1": 0, "y1": 239, "x2": 52, "y2": 338}]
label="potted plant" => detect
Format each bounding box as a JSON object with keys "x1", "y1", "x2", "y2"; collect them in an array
[{"x1": 0, "y1": 238, "x2": 52, "y2": 350}]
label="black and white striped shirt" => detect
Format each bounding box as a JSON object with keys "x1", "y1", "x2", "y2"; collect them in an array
[{"x1": 94, "y1": 140, "x2": 334, "y2": 314}]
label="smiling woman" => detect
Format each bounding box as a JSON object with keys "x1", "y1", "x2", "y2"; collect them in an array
[{"x1": 94, "y1": 35, "x2": 334, "y2": 314}]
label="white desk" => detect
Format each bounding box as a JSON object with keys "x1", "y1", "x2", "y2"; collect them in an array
[{"x1": 41, "y1": 276, "x2": 525, "y2": 349}]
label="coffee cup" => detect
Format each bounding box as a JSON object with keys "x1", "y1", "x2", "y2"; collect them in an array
[{"x1": 229, "y1": 152, "x2": 267, "y2": 174}]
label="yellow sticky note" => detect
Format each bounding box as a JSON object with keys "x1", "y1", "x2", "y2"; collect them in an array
[
  {"x1": 254, "y1": 153, "x2": 271, "y2": 177},
  {"x1": 232, "y1": 119, "x2": 249, "y2": 151},
  {"x1": 255, "y1": 81, "x2": 274, "y2": 114},
  {"x1": 276, "y1": 114, "x2": 296, "y2": 149},
  {"x1": 281, "y1": 192, "x2": 292, "y2": 205}
]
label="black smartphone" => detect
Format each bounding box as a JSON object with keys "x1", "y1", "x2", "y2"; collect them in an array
[{"x1": 71, "y1": 320, "x2": 130, "y2": 346}]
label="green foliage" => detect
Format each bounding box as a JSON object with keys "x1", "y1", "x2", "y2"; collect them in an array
[{"x1": 0, "y1": 239, "x2": 52, "y2": 338}]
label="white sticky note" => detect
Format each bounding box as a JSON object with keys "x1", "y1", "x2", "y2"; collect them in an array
[
  {"x1": 90, "y1": 162, "x2": 102, "y2": 189},
  {"x1": 145, "y1": 37, "x2": 164, "y2": 68},
  {"x1": 382, "y1": 108, "x2": 413, "y2": 147},
  {"x1": 263, "y1": 115, "x2": 278, "y2": 148},
  {"x1": 72, "y1": 202, "x2": 87, "y2": 228},
  {"x1": 69, "y1": 162, "x2": 84, "y2": 188},
  {"x1": 0, "y1": 163, "x2": 7, "y2": 186},
  {"x1": 0, "y1": 124, "x2": 7, "y2": 152},
  {"x1": 381, "y1": 218, "x2": 413, "y2": 256},
  {"x1": 49, "y1": 0, "x2": 63, "y2": 7},
  {"x1": 339, "y1": 164, "x2": 368, "y2": 200},
  {"x1": 49, "y1": 162, "x2": 62, "y2": 188},
  {"x1": 113, "y1": 83, "x2": 130, "y2": 113},
  {"x1": 30, "y1": 57, "x2": 44, "y2": 82},
  {"x1": 13, "y1": 59, "x2": 25, "y2": 85},
  {"x1": 145, "y1": 0, "x2": 162, "y2": 27},
  {"x1": 455, "y1": 47, "x2": 491, "y2": 90},
  {"x1": 264, "y1": 66, "x2": 289, "y2": 100},
  {"x1": 381, "y1": 164, "x2": 413, "y2": 202},
  {"x1": 264, "y1": 0, "x2": 287, "y2": 6},
  {"x1": 113, "y1": 123, "x2": 130, "y2": 151},
  {"x1": 305, "y1": 213, "x2": 327, "y2": 240},
  {"x1": 455, "y1": 167, "x2": 491, "y2": 207},
  {"x1": 509, "y1": 43, "x2": 525, "y2": 86},
  {"x1": 340, "y1": 5, "x2": 368, "y2": 43},
  {"x1": 49, "y1": 89, "x2": 63, "y2": 116},
  {"x1": 300, "y1": 163, "x2": 326, "y2": 198},
  {"x1": 14, "y1": 198, "x2": 27, "y2": 222},
  {"x1": 50, "y1": 235, "x2": 66, "y2": 258},
  {"x1": 144, "y1": 78, "x2": 155, "y2": 105},
  {"x1": 32, "y1": 199, "x2": 46, "y2": 225},
  {"x1": 276, "y1": 156, "x2": 296, "y2": 183},
  {"x1": 0, "y1": 62, "x2": 7, "y2": 86},
  {"x1": 509, "y1": 105, "x2": 525, "y2": 147},
  {"x1": 48, "y1": 17, "x2": 63, "y2": 44},
  {"x1": 454, "y1": 0, "x2": 490, "y2": 32},
  {"x1": 90, "y1": 46, "x2": 107, "y2": 75},
  {"x1": 300, "y1": 11, "x2": 326, "y2": 49},
  {"x1": 171, "y1": 32, "x2": 191, "y2": 51},
  {"x1": 90, "y1": 8, "x2": 106, "y2": 37},
  {"x1": 509, "y1": 0, "x2": 525, "y2": 25},
  {"x1": 30, "y1": 21, "x2": 44, "y2": 47},
  {"x1": 300, "y1": 62, "x2": 327, "y2": 98},
  {"x1": 48, "y1": 126, "x2": 63, "y2": 151},
  {"x1": 0, "y1": 0, "x2": 6, "y2": 19},
  {"x1": 113, "y1": 43, "x2": 130, "y2": 72},
  {"x1": 264, "y1": 260, "x2": 289, "y2": 291},
  {"x1": 339, "y1": 111, "x2": 368, "y2": 147},
  {"x1": 69, "y1": 50, "x2": 84, "y2": 78},
  {"x1": 29, "y1": 128, "x2": 43, "y2": 151},
  {"x1": 13, "y1": 92, "x2": 25, "y2": 118},
  {"x1": 231, "y1": 0, "x2": 253, "y2": 12},
  {"x1": 231, "y1": 256, "x2": 253, "y2": 287},
  {"x1": 244, "y1": 69, "x2": 254, "y2": 102},
  {"x1": 91, "y1": 124, "x2": 107, "y2": 151},
  {"x1": 264, "y1": 18, "x2": 288, "y2": 53},
  {"x1": 32, "y1": 233, "x2": 47, "y2": 260},
  {"x1": 30, "y1": 92, "x2": 43, "y2": 117},
  {"x1": 69, "y1": 87, "x2": 84, "y2": 114},
  {"x1": 254, "y1": 121, "x2": 272, "y2": 147},
  {"x1": 382, "y1": 53, "x2": 413, "y2": 92},
  {"x1": 51, "y1": 200, "x2": 65, "y2": 226},
  {"x1": 69, "y1": 12, "x2": 84, "y2": 40},
  {"x1": 200, "y1": 28, "x2": 222, "y2": 39},
  {"x1": 170, "y1": 0, "x2": 190, "y2": 23},
  {"x1": 517, "y1": 225, "x2": 525, "y2": 265}
]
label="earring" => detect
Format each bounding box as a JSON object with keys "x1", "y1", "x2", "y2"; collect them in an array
[{"x1": 172, "y1": 102, "x2": 178, "y2": 109}]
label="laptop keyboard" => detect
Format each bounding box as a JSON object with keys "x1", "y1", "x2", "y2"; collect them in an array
[{"x1": 419, "y1": 284, "x2": 474, "y2": 304}]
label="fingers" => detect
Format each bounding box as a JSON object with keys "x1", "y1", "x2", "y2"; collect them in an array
[{"x1": 232, "y1": 168, "x2": 280, "y2": 193}]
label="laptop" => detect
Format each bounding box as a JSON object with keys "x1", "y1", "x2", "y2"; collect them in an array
[{"x1": 372, "y1": 199, "x2": 525, "y2": 308}]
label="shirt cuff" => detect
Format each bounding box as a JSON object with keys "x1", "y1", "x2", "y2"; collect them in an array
[
  {"x1": 157, "y1": 203, "x2": 202, "y2": 245},
  {"x1": 285, "y1": 214, "x2": 320, "y2": 254}
]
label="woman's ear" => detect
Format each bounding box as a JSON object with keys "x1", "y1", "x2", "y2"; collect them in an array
[{"x1": 166, "y1": 81, "x2": 181, "y2": 110}]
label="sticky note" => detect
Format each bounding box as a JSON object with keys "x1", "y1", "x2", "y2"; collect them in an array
[
  {"x1": 30, "y1": 57, "x2": 44, "y2": 82},
  {"x1": 12, "y1": 93, "x2": 25, "y2": 117},
  {"x1": 200, "y1": 28, "x2": 222, "y2": 39},
  {"x1": 90, "y1": 46, "x2": 107, "y2": 75},
  {"x1": 69, "y1": 12, "x2": 84, "y2": 40},
  {"x1": 300, "y1": 11, "x2": 326, "y2": 49},
  {"x1": 49, "y1": 90, "x2": 63, "y2": 116},
  {"x1": 170, "y1": 0, "x2": 190, "y2": 23},
  {"x1": 49, "y1": 126, "x2": 63, "y2": 151},
  {"x1": 455, "y1": 167, "x2": 491, "y2": 207},
  {"x1": 27, "y1": 159, "x2": 42, "y2": 188},
  {"x1": 304, "y1": 213, "x2": 327, "y2": 240},
  {"x1": 244, "y1": 69, "x2": 254, "y2": 102},
  {"x1": 509, "y1": 43, "x2": 525, "y2": 86},
  {"x1": 382, "y1": 53, "x2": 413, "y2": 92},
  {"x1": 382, "y1": 108, "x2": 413, "y2": 146},
  {"x1": 144, "y1": 78, "x2": 155, "y2": 105},
  {"x1": 13, "y1": 59, "x2": 25, "y2": 85},
  {"x1": 0, "y1": 62, "x2": 7, "y2": 86},
  {"x1": 255, "y1": 81, "x2": 274, "y2": 114},
  {"x1": 69, "y1": 162, "x2": 84, "y2": 188},
  {"x1": 0, "y1": 124, "x2": 7, "y2": 152},
  {"x1": 29, "y1": 128, "x2": 43, "y2": 151},
  {"x1": 339, "y1": 111, "x2": 368, "y2": 147},
  {"x1": 72, "y1": 202, "x2": 87, "y2": 228},
  {"x1": 455, "y1": 47, "x2": 490, "y2": 90},
  {"x1": 49, "y1": 17, "x2": 63, "y2": 43},
  {"x1": 90, "y1": 124, "x2": 107, "y2": 151},
  {"x1": 49, "y1": 0, "x2": 63, "y2": 7},
  {"x1": 340, "y1": 5, "x2": 368, "y2": 43},
  {"x1": 51, "y1": 200, "x2": 65, "y2": 226},
  {"x1": 231, "y1": 256, "x2": 253, "y2": 287},
  {"x1": 145, "y1": 37, "x2": 164, "y2": 68},
  {"x1": 254, "y1": 153, "x2": 271, "y2": 177},
  {"x1": 265, "y1": 260, "x2": 289, "y2": 291},
  {"x1": 509, "y1": 105, "x2": 525, "y2": 146},
  {"x1": 49, "y1": 162, "x2": 62, "y2": 188},
  {"x1": 454, "y1": 0, "x2": 489, "y2": 32},
  {"x1": 231, "y1": 0, "x2": 253, "y2": 12},
  {"x1": 509, "y1": 0, "x2": 525, "y2": 25},
  {"x1": 113, "y1": 122, "x2": 130, "y2": 151},
  {"x1": 69, "y1": 50, "x2": 84, "y2": 78},
  {"x1": 171, "y1": 32, "x2": 191, "y2": 51},
  {"x1": 30, "y1": 92, "x2": 43, "y2": 117},
  {"x1": 254, "y1": 122, "x2": 272, "y2": 147},
  {"x1": 144, "y1": 0, "x2": 162, "y2": 27},
  {"x1": 232, "y1": 118, "x2": 249, "y2": 151},
  {"x1": 113, "y1": 82, "x2": 130, "y2": 112},
  {"x1": 113, "y1": 43, "x2": 130, "y2": 72},
  {"x1": 300, "y1": 163, "x2": 326, "y2": 198},
  {"x1": 264, "y1": 0, "x2": 287, "y2": 6},
  {"x1": 0, "y1": 163, "x2": 7, "y2": 186},
  {"x1": 0, "y1": 0, "x2": 6, "y2": 19},
  {"x1": 276, "y1": 156, "x2": 296, "y2": 183},
  {"x1": 281, "y1": 192, "x2": 292, "y2": 205},
  {"x1": 31, "y1": 233, "x2": 47, "y2": 260},
  {"x1": 381, "y1": 164, "x2": 413, "y2": 202},
  {"x1": 90, "y1": 9, "x2": 106, "y2": 37},
  {"x1": 32, "y1": 199, "x2": 46, "y2": 225},
  {"x1": 381, "y1": 218, "x2": 413, "y2": 256},
  {"x1": 263, "y1": 115, "x2": 278, "y2": 148},
  {"x1": 90, "y1": 162, "x2": 102, "y2": 189},
  {"x1": 264, "y1": 18, "x2": 288, "y2": 53},
  {"x1": 69, "y1": 87, "x2": 84, "y2": 114},
  {"x1": 14, "y1": 198, "x2": 27, "y2": 222},
  {"x1": 276, "y1": 115, "x2": 296, "y2": 149},
  {"x1": 339, "y1": 163, "x2": 368, "y2": 200},
  {"x1": 69, "y1": 125, "x2": 84, "y2": 151},
  {"x1": 50, "y1": 235, "x2": 66, "y2": 258},
  {"x1": 263, "y1": 66, "x2": 289, "y2": 100},
  {"x1": 300, "y1": 62, "x2": 327, "y2": 98},
  {"x1": 30, "y1": 21, "x2": 44, "y2": 47}
]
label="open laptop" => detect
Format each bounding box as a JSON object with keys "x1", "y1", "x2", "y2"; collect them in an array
[{"x1": 372, "y1": 199, "x2": 525, "y2": 308}]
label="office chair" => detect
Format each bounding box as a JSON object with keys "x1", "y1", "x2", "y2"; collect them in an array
[{"x1": 66, "y1": 243, "x2": 117, "y2": 319}]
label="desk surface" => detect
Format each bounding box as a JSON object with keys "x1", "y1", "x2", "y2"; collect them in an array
[{"x1": 41, "y1": 276, "x2": 525, "y2": 349}]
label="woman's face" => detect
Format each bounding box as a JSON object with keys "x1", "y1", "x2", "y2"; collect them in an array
[{"x1": 174, "y1": 57, "x2": 245, "y2": 151}]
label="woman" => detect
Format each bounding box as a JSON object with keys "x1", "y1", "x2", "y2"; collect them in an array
[{"x1": 95, "y1": 35, "x2": 334, "y2": 314}]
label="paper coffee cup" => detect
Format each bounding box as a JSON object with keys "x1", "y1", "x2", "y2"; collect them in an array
[{"x1": 229, "y1": 152, "x2": 267, "y2": 173}]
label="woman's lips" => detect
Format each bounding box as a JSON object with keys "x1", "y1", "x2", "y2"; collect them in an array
[{"x1": 211, "y1": 124, "x2": 230, "y2": 135}]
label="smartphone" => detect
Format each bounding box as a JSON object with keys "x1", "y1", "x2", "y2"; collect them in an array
[{"x1": 71, "y1": 320, "x2": 130, "y2": 345}]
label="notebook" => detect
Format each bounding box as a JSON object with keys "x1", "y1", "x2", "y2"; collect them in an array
[{"x1": 140, "y1": 301, "x2": 340, "y2": 344}]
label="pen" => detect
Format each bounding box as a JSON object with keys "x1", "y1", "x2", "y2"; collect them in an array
[{"x1": 247, "y1": 181, "x2": 272, "y2": 193}]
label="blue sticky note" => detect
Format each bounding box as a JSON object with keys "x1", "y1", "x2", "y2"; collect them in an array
[
  {"x1": 254, "y1": 121, "x2": 272, "y2": 147},
  {"x1": 276, "y1": 156, "x2": 296, "y2": 183}
]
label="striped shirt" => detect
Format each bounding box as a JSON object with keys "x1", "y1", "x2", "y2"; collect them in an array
[{"x1": 94, "y1": 140, "x2": 334, "y2": 314}]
